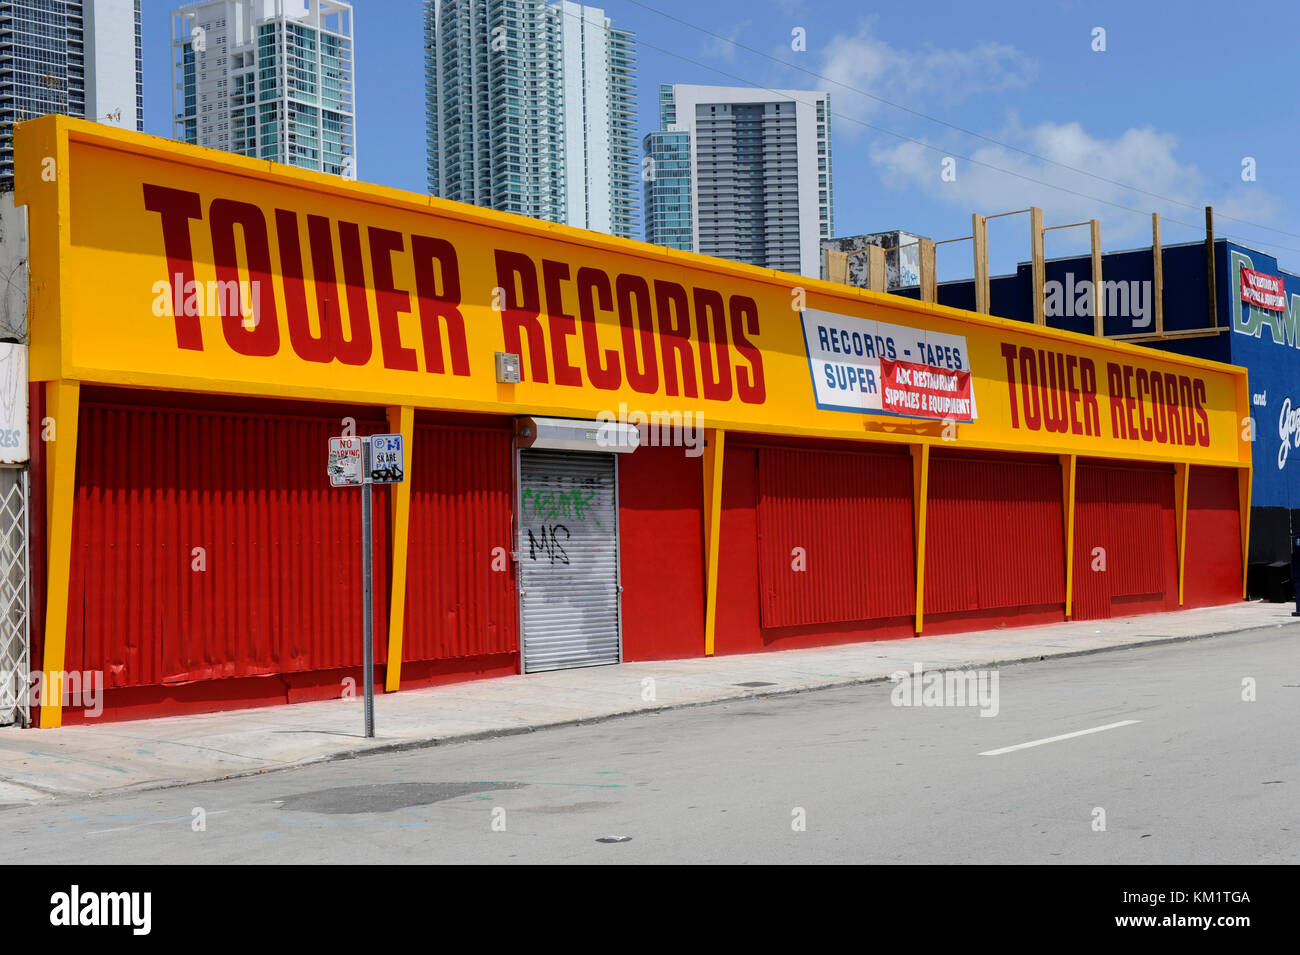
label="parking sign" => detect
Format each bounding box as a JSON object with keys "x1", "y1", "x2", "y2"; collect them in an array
[
  {"x1": 369, "y1": 433, "x2": 405, "y2": 484},
  {"x1": 327, "y1": 436, "x2": 364, "y2": 487}
]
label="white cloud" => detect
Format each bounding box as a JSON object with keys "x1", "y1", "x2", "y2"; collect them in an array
[
  {"x1": 820, "y1": 18, "x2": 1038, "y2": 118},
  {"x1": 1210, "y1": 186, "x2": 1284, "y2": 244},
  {"x1": 867, "y1": 119, "x2": 1281, "y2": 246},
  {"x1": 699, "y1": 21, "x2": 753, "y2": 65}
]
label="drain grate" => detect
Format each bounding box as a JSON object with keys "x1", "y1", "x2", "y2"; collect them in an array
[{"x1": 734, "y1": 681, "x2": 777, "y2": 688}]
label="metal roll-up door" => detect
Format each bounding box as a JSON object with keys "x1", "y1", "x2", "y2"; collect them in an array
[{"x1": 518, "y1": 449, "x2": 621, "y2": 672}]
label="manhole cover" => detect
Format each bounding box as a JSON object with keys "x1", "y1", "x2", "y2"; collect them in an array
[
  {"x1": 277, "y1": 781, "x2": 524, "y2": 815},
  {"x1": 734, "y1": 681, "x2": 776, "y2": 688}
]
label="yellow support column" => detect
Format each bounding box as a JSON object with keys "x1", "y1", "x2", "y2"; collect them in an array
[
  {"x1": 1238, "y1": 466, "x2": 1252, "y2": 600},
  {"x1": 702, "y1": 429, "x2": 726, "y2": 656},
  {"x1": 383, "y1": 405, "x2": 415, "y2": 692},
  {"x1": 1060, "y1": 454, "x2": 1076, "y2": 617},
  {"x1": 910, "y1": 443, "x2": 929, "y2": 635},
  {"x1": 1174, "y1": 463, "x2": 1189, "y2": 605},
  {"x1": 40, "y1": 379, "x2": 80, "y2": 728}
]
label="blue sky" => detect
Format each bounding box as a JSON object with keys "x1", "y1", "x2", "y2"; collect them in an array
[{"x1": 144, "y1": 0, "x2": 1300, "y2": 278}]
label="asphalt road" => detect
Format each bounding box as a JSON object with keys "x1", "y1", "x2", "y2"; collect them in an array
[{"x1": 2, "y1": 625, "x2": 1297, "y2": 864}]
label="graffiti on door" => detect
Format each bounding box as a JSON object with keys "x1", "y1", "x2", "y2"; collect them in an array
[
  {"x1": 525, "y1": 524, "x2": 570, "y2": 564},
  {"x1": 521, "y1": 484, "x2": 600, "y2": 524}
]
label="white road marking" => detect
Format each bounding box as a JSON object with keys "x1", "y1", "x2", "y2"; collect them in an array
[{"x1": 979, "y1": 719, "x2": 1141, "y2": 756}]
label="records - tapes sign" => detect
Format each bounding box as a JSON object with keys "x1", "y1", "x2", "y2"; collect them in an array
[{"x1": 800, "y1": 308, "x2": 975, "y2": 422}]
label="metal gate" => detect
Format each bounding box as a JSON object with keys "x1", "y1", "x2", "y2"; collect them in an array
[
  {"x1": 517, "y1": 449, "x2": 621, "y2": 672},
  {"x1": 0, "y1": 467, "x2": 30, "y2": 727}
]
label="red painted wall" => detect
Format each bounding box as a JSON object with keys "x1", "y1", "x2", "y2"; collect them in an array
[
  {"x1": 714, "y1": 445, "x2": 763, "y2": 654},
  {"x1": 51, "y1": 399, "x2": 530, "y2": 722},
  {"x1": 402, "y1": 423, "x2": 518, "y2": 667},
  {"x1": 64, "y1": 400, "x2": 391, "y2": 719},
  {"x1": 715, "y1": 441, "x2": 913, "y2": 655},
  {"x1": 756, "y1": 447, "x2": 914, "y2": 627},
  {"x1": 1071, "y1": 461, "x2": 1179, "y2": 620},
  {"x1": 925, "y1": 452, "x2": 1065, "y2": 613},
  {"x1": 40, "y1": 394, "x2": 1245, "y2": 724},
  {"x1": 923, "y1": 452, "x2": 1066, "y2": 633},
  {"x1": 1183, "y1": 466, "x2": 1243, "y2": 608},
  {"x1": 618, "y1": 444, "x2": 705, "y2": 660}
]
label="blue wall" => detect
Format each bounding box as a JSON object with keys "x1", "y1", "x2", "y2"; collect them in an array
[{"x1": 1219, "y1": 242, "x2": 1300, "y2": 513}]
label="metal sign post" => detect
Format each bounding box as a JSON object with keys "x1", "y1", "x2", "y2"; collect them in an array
[
  {"x1": 361, "y1": 436, "x2": 375, "y2": 737},
  {"x1": 327, "y1": 433, "x2": 404, "y2": 739}
]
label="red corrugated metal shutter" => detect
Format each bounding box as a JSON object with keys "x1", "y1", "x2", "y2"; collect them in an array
[
  {"x1": 69, "y1": 402, "x2": 388, "y2": 688},
  {"x1": 1071, "y1": 462, "x2": 1174, "y2": 619},
  {"x1": 1103, "y1": 466, "x2": 1167, "y2": 596},
  {"x1": 756, "y1": 447, "x2": 914, "y2": 628},
  {"x1": 922, "y1": 457, "x2": 978, "y2": 615},
  {"x1": 1183, "y1": 466, "x2": 1242, "y2": 607},
  {"x1": 402, "y1": 424, "x2": 517, "y2": 661},
  {"x1": 926, "y1": 455, "x2": 1064, "y2": 614}
]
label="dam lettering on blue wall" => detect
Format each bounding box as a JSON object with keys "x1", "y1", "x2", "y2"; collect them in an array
[{"x1": 1231, "y1": 250, "x2": 1300, "y2": 348}]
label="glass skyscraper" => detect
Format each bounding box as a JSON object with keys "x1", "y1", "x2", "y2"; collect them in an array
[
  {"x1": 172, "y1": 0, "x2": 355, "y2": 178},
  {"x1": 0, "y1": 0, "x2": 143, "y2": 187},
  {"x1": 425, "y1": 0, "x2": 637, "y2": 239},
  {"x1": 643, "y1": 84, "x2": 692, "y2": 252},
  {"x1": 644, "y1": 84, "x2": 834, "y2": 278}
]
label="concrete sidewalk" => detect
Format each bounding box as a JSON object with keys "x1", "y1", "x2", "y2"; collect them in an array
[{"x1": 0, "y1": 601, "x2": 1292, "y2": 803}]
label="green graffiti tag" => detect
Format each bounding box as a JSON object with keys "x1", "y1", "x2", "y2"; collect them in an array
[{"x1": 522, "y1": 487, "x2": 599, "y2": 524}]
